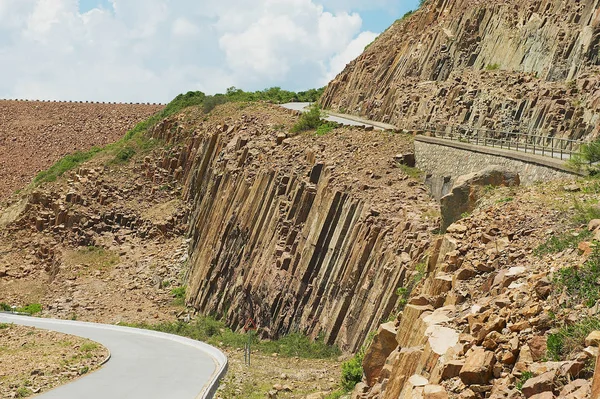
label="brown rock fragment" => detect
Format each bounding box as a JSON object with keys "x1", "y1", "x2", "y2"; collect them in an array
[
  {"x1": 459, "y1": 346, "x2": 495, "y2": 385},
  {"x1": 521, "y1": 370, "x2": 556, "y2": 398}
]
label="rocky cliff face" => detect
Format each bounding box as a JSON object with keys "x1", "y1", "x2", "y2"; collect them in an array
[
  {"x1": 146, "y1": 103, "x2": 438, "y2": 351},
  {"x1": 321, "y1": 0, "x2": 600, "y2": 141},
  {"x1": 353, "y1": 181, "x2": 600, "y2": 399}
]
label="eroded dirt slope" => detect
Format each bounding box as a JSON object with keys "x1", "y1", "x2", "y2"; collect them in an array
[{"x1": 0, "y1": 100, "x2": 163, "y2": 201}]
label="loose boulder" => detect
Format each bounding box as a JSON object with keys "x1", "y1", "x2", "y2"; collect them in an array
[{"x1": 440, "y1": 166, "x2": 520, "y2": 232}]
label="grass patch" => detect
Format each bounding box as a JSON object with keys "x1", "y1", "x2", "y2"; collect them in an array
[
  {"x1": 16, "y1": 303, "x2": 42, "y2": 315},
  {"x1": 70, "y1": 246, "x2": 119, "y2": 271},
  {"x1": 547, "y1": 318, "x2": 600, "y2": 360},
  {"x1": 0, "y1": 302, "x2": 11, "y2": 311},
  {"x1": 572, "y1": 199, "x2": 600, "y2": 225},
  {"x1": 316, "y1": 122, "x2": 336, "y2": 136},
  {"x1": 534, "y1": 229, "x2": 592, "y2": 256},
  {"x1": 398, "y1": 164, "x2": 423, "y2": 179},
  {"x1": 554, "y1": 244, "x2": 600, "y2": 307},
  {"x1": 79, "y1": 342, "x2": 99, "y2": 353},
  {"x1": 170, "y1": 286, "x2": 186, "y2": 306},
  {"x1": 15, "y1": 387, "x2": 32, "y2": 398},
  {"x1": 127, "y1": 316, "x2": 340, "y2": 359},
  {"x1": 0, "y1": 323, "x2": 10, "y2": 329},
  {"x1": 516, "y1": 371, "x2": 534, "y2": 391},
  {"x1": 486, "y1": 63, "x2": 501, "y2": 71},
  {"x1": 34, "y1": 148, "x2": 102, "y2": 184}
]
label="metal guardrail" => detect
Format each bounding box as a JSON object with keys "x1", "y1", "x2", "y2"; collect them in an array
[{"x1": 416, "y1": 123, "x2": 584, "y2": 160}]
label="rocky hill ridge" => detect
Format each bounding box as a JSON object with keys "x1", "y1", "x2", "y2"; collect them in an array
[{"x1": 321, "y1": 0, "x2": 600, "y2": 141}]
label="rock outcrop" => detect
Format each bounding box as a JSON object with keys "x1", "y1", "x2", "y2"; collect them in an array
[
  {"x1": 440, "y1": 166, "x2": 520, "y2": 231},
  {"x1": 146, "y1": 103, "x2": 439, "y2": 351},
  {"x1": 321, "y1": 0, "x2": 600, "y2": 142}
]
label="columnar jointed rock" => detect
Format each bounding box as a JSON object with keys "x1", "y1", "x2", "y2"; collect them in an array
[
  {"x1": 148, "y1": 103, "x2": 438, "y2": 352},
  {"x1": 321, "y1": 0, "x2": 600, "y2": 142}
]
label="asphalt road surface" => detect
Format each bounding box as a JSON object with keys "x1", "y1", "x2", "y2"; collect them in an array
[
  {"x1": 281, "y1": 102, "x2": 386, "y2": 129},
  {"x1": 0, "y1": 313, "x2": 227, "y2": 399}
]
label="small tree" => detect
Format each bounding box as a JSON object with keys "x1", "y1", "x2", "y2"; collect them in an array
[
  {"x1": 291, "y1": 103, "x2": 325, "y2": 133},
  {"x1": 569, "y1": 138, "x2": 600, "y2": 174}
]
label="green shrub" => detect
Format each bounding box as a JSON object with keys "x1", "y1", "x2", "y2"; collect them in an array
[
  {"x1": 170, "y1": 286, "x2": 187, "y2": 306},
  {"x1": 0, "y1": 303, "x2": 11, "y2": 311},
  {"x1": 341, "y1": 350, "x2": 364, "y2": 391},
  {"x1": 486, "y1": 63, "x2": 501, "y2": 71},
  {"x1": 547, "y1": 318, "x2": 600, "y2": 360},
  {"x1": 16, "y1": 303, "x2": 42, "y2": 315},
  {"x1": 534, "y1": 229, "x2": 592, "y2": 256},
  {"x1": 554, "y1": 244, "x2": 600, "y2": 307},
  {"x1": 0, "y1": 323, "x2": 10, "y2": 329},
  {"x1": 569, "y1": 138, "x2": 600, "y2": 173},
  {"x1": 291, "y1": 104, "x2": 325, "y2": 133}
]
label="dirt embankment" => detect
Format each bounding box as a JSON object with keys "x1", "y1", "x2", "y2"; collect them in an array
[
  {"x1": 0, "y1": 100, "x2": 163, "y2": 201},
  {"x1": 0, "y1": 323, "x2": 107, "y2": 398}
]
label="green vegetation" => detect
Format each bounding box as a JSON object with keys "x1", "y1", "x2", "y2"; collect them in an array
[
  {"x1": 79, "y1": 342, "x2": 99, "y2": 353},
  {"x1": 534, "y1": 229, "x2": 592, "y2": 256},
  {"x1": 291, "y1": 103, "x2": 329, "y2": 133},
  {"x1": 547, "y1": 318, "x2": 600, "y2": 360},
  {"x1": 486, "y1": 63, "x2": 501, "y2": 71},
  {"x1": 324, "y1": 390, "x2": 346, "y2": 399},
  {"x1": 554, "y1": 245, "x2": 600, "y2": 307},
  {"x1": 316, "y1": 122, "x2": 336, "y2": 136},
  {"x1": 572, "y1": 199, "x2": 600, "y2": 225},
  {"x1": 496, "y1": 197, "x2": 514, "y2": 203},
  {"x1": 0, "y1": 323, "x2": 10, "y2": 329},
  {"x1": 569, "y1": 138, "x2": 600, "y2": 174},
  {"x1": 79, "y1": 366, "x2": 90, "y2": 375},
  {"x1": 170, "y1": 286, "x2": 186, "y2": 306},
  {"x1": 0, "y1": 302, "x2": 11, "y2": 311},
  {"x1": 33, "y1": 86, "x2": 325, "y2": 187},
  {"x1": 516, "y1": 371, "x2": 534, "y2": 391},
  {"x1": 16, "y1": 303, "x2": 42, "y2": 315},
  {"x1": 34, "y1": 147, "x2": 102, "y2": 184},
  {"x1": 15, "y1": 387, "x2": 32, "y2": 398},
  {"x1": 341, "y1": 349, "x2": 364, "y2": 391},
  {"x1": 70, "y1": 246, "x2": 119, "y2": 271},
  {"x1": 398, "y1": 164, "x2": 423, "y2": 180},
  {"x1": 128, "y1": 315, "x2": 340, "y2": 359}
]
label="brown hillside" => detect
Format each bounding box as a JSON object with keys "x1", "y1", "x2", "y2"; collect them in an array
[{"x1": 0, "y1": 100, "x2": 163, "y2": 200}]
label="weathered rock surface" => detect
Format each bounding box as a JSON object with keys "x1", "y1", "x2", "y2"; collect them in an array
[
  {"x1": 321, "y1": 0, "x2": 600, "y2": 142},
  {"x1": 146, "y1": 103, "x2": 438, "y2": 351},
  {"x1": 440, "y1": 166, "x2": 519, "y2": 231}
]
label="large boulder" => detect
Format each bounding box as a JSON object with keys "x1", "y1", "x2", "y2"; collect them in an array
[
  {"x1": 362, "y1": 322, "x2": 399, "y2": 386},
  {"x1": 440, "y1": 166, "x2": 520, "y2": 232}
]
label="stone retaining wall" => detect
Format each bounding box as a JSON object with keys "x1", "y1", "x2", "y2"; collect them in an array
[{"x1": 415, "y1": 137, "x2": 579, "y2": 199}]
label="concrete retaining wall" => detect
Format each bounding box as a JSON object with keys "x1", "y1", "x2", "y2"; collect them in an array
[{"x1": 415, "y1": 136, "x2": 579, "y2": 199}]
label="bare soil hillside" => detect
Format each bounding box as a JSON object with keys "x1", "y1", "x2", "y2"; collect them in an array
[{"x1": 0, "y1": 100, "x2": 163, "y2": 201}]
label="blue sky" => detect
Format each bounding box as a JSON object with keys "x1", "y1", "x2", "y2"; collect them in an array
[{"x1": 0, "y1": 0, "x2": 421, "y2": 103}]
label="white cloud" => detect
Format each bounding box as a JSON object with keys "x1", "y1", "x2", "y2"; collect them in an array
[
  {"x1": 0, "y1": 0, "x2": 381, "y2": 102},
  {"x1": 323, "y1": 30, "x2": 378, "y2": 84}
]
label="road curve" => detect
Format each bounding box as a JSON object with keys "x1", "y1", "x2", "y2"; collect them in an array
[
  {"x1": 281, "y1": 102, "x2": 393, "y2": 130},
  {"x1": 0, "y1": 313, "x2": 227, "y2": 399}
]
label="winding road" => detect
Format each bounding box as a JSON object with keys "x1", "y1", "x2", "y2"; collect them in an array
[{"x1": 0, "y1": 313, "x2": 227, "y2": 399}]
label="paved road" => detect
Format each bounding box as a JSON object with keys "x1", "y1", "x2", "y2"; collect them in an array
[
  {"x1": 281, "y1": 102, "x2": 389, "y2": 130},
  {"x1": 281, "y1": 103, "x2": 575, "y2": 161},
  {"x1": 0, "y1": 313, "x2": 227, "y2": 399}
]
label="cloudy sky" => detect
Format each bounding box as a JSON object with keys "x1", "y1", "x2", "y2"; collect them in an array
[{"x1": 0, "y1": 0, "x2": 418, "y2": 103}]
